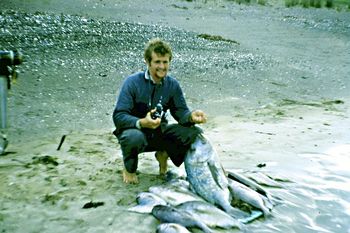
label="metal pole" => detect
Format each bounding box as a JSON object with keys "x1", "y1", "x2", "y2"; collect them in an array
[
  {"x1": 0, "y1": 75, "x2": 7, "y2": 129},
  {"x1": 0, "y1": 50, "x2": 22, "y2": 154},
  {"x1": 0, "y1": 75, "x2": 8, "y2": 154}
]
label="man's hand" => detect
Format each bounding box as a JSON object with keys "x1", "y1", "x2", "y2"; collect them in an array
[
  {"x1": 139, "y1": 108, "x2": 161, "y2": 129},
  {"x1": 190, "y1": 110, "x2": 207, "y2": 124}
]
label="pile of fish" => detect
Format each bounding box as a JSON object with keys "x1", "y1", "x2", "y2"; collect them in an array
[{"x1": 128, "y1": 134, "x2": 279, "y2": 232}]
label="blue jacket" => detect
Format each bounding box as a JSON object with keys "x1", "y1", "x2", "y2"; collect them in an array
[{"x1": 113, "y1": 71, "x2": 192, "y2": 135}]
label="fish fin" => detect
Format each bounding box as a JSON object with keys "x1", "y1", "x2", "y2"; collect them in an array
[
  {"x1": 225, "y1": 205, "x2": 250, "y2": 220},
  {"x1": 208, "y1": 161, "x2": 228, "y2": 190},
  {"x1": 261, "y1": 195, "x2": 274, "y2": 210},
  {"x1": 227, "y1": 169, "x2": 271, "y2": 198},
  {"x1": 239, "y1": 210, "x2": 264, "y2": 224}
]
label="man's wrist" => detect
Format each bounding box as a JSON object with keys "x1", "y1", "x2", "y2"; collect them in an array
[
  {"x1": 136, "y1": 119, "x2": 142, "y2": 129},
  {"x1": 189, "y1": 112, "x2": 194, "y2": 123}
]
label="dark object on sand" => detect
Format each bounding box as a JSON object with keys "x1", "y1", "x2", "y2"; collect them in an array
[
  {"x1": 32, "y1": 155, "x2": 59, "y2": 166},
  {"x1": 82, "y1": 201, "x2": 105, "y2": 209},
  {"x1": 57, "y1": 135, "x2": 66, "y2": 151},
  {"x1": 257, "y1": 163, "x2": 266, "y2": 168}
]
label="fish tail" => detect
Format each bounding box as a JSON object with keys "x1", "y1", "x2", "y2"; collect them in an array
[
  {"x1": 200, "y1": 224, "x2": 213, "y2": 233},
  {"x1": 194, "y1": 219, "x2": 213, "y2": 233}
]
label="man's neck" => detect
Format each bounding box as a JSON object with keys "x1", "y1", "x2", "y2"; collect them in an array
[
  {"x1": 146, "y1": 70, "x2": 162, "y2": 84},
  {"x1": 151, "y1": 75, "x2": 160, "y2": 84}
]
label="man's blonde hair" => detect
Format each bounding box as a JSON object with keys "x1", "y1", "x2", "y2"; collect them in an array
[{"x1": 144, "y1": 38, "x2": 172, "y2": 63}]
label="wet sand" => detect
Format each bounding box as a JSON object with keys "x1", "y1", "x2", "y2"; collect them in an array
[{"x1": 1, "y1": 0, "x2": 350, "y2": 232}]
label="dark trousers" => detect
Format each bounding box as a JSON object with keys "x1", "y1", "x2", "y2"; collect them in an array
[{"x1": 116, "y1": 124, "x2": 202, "y2": 173}]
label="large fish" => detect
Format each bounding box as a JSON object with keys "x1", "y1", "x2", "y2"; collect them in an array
[
  {"x1": 184, "y1": 134, "x2": 249, "y2": 220},
  {"x1": 176, "y1": 200, "x2": 243, "y2": 229},
  {"x1": 152, "y1": 205, "x2": 213, "y2": 233}
]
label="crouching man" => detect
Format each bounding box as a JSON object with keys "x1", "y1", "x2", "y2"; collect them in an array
[{"x1": 112, "y1": 38, "x2": 207, "y2": 184}]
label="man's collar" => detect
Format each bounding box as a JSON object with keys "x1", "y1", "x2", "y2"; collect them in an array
[{"x1": 145, "y1": 69, "x2": 163, "y2": 85}]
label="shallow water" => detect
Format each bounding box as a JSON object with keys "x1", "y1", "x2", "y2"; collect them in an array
[
  {"x1": 245, "y1": 147, "x2": 350, "y2": 233},
  {"x1": 202, "y1": 101, "x2": 350, "y2": 232}
]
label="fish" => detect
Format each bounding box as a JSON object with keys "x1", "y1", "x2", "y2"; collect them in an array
[
  {"x1": 184, "y1": 134, "x2": 249, "y2": 220},
  {"x1": 128, "y1": 192, "x2": 167, "y2": 214},
  {"x1": 226, "y1": 169, "x2": 273, "y2": 200},
  {"x1": 166, "y1": 176, "x2": 191, "y2": 191},
  {"x1": 227, "y1": 169, "x2": 284, "y2": 210},
  {"x1": 152, "y1": 205, "x2": 213, "y2": 233},
  {"x1": 156, "y1": 223, "x2": 191, "y2": 233},
  {"x1": 149, "y1": 180, "x2": 204, "y2": 206},
  {"x1": 227, "y1": 178, "x2": 272, "y2": 216},
  {"x1": 245, "y1": 171, "x2": 285, "y2": 188},
  {"x1": 176, "y1": 200, "x2": 243, "y2": 229},
  {"x1": 165, "y1": 169, "x2": 187, "y2": 182}
]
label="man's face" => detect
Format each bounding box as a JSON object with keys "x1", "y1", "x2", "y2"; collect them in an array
[{"x1": 147, "y1": 52, "x2": 170, "y2": 83}]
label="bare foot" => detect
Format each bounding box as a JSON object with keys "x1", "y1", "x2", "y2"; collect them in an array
[
  {"x1": 155, "y1": 151, "x2": 168, "y2": 175},
  {"x1": 122, "y1": 169, "x2": 139, "y2": 184}
]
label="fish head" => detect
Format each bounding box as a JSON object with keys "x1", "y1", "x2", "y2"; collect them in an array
[
  {"x1": 152, "y1": 205, "x2": 179, "y2": 220},
  {"x1": 186, "y1": 134, "x2": 215, "y2": 163},
  {"x1": 156, "y1": 223, "x2": 191, "y2": 233},
  {"x1": 136, "y1": 192, "x2": 166, "y2": 205}
]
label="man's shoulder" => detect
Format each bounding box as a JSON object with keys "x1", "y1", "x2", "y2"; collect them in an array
[
  {"x1": 165, "y1": 75, "x2": 180, "y2": 85},
  {"x1": 127, "y1": 71, "x2": 145, "y2": 80},
  {"x1": 165, "y1": 76, "x2": 182, "y2": 92},
  {"x1": 124, "y1": 71, "x2": 145, "y2": 85}
]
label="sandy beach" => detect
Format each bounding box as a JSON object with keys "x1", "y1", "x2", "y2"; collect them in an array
[{"x1": 1, "y1": 0, "x2": 350, "y2": 232}]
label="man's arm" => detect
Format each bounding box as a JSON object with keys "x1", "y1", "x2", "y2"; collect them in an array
[
  {"x1": 169, "y1": 80, "x2": 207, "y2": 125},
  {"x1": 169, "y1": 81, "x2": 194, "y2": 125},
  {"x1": 112, "y1": 79, "x2": 139, "y2": 134}
]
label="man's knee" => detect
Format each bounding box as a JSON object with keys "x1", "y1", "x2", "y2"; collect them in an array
[
  {"x1": 118, "y1": 129, "x2": 147, "y2": 173},
  {"x1": 118, "y1": 129, "x2": 147, "y2": 149}
]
